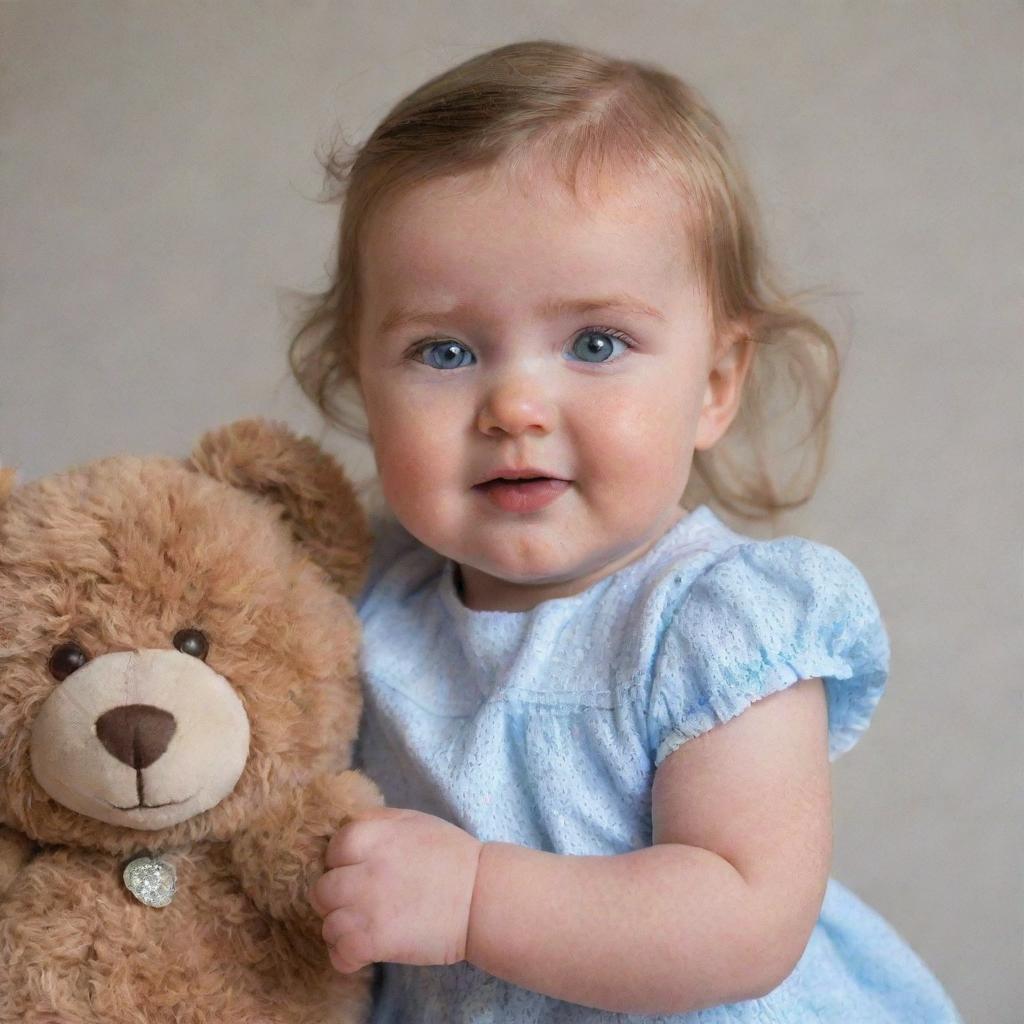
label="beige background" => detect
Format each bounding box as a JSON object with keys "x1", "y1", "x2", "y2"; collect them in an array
[{"x1": 2, "y1": 2, "x2": 1020, "y2": 1020}]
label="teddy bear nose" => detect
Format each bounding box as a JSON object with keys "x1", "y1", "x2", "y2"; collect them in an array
[{"x1": 95, "y1": 704, "x2": 177, "y2": 769}]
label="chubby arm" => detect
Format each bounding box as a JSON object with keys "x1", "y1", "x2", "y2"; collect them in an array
[
  {"x1": 466, "y1": 677, "x2": 832, "y2": 1015},
  {"x1": 0, "y1": 824, "x2": 34, "y2": 899},
  {"x1": 230, "y1": 769, "x2": 384, "y2": 933}
]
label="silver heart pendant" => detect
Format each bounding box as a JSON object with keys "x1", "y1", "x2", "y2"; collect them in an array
[{"x1": 123, "y1": 855, "x2": 177, "y2": 908}]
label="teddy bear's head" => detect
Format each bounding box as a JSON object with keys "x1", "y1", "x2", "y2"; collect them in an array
[{"x1": 0, "y1": 419, "x2": 372, "y2": 856}]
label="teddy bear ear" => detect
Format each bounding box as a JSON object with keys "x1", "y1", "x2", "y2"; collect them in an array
[{"x1": 186, "y1": 419, "x2": 372, "y2": 598}]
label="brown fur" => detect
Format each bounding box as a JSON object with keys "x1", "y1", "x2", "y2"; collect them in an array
[{"x1": 0, "y1": 419, "x2": 383, "y2": 1023}]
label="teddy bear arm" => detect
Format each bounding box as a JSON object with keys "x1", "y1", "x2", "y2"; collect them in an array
[
  {"x1": 230, "y1": 770, "x2": 384, "y2": 935},
  {"x1": 0, "y1": 824, "x2": 35, "y2": 899}
]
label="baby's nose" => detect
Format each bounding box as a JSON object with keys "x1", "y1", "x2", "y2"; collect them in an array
[{"x1": 476, "y1": 377, "x2": 556, "y2": 437}]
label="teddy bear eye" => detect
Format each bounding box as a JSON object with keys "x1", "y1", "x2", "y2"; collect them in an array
[
  {"x1": 173, "y1": 628, "x2": 209, "y2": 661},
  {"x1": 48, "y1": 642, "x2": 90, "y2": 682}
]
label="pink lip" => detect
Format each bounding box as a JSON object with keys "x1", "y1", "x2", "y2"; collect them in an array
[
  {"x1": 473, "y1": 477, "x2": 571, "y2": 514},
  {"x1": 473, "y1": 467, "x2": 563, "y2": 486}
]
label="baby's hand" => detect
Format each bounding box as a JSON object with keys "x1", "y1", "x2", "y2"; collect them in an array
[{"x1": 308, "y1": 806, "x2": 483, "y2": 973}]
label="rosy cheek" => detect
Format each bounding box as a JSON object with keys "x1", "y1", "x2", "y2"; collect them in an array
[
  {"x1": 575, "y1": 395, "x2": 657, "y2": 458},
  {"x1": 377, "y1": 433, "x2": 430, "y2": 486}
]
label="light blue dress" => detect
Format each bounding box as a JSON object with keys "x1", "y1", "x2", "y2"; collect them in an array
[{"x1": 353, "y1": 504, "x2": 962, "y2": 1023}]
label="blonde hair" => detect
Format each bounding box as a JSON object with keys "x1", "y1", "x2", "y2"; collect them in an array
[{"x1": 287, "y1": 40, "x2": 840, "y2": 523}]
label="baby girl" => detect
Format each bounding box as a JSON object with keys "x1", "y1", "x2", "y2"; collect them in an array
[{"x1": 297, "y1": 39, "x2": 963, "y2": 1024}]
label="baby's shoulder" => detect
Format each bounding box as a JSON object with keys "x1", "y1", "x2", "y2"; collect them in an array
[
  {"x1": 638, "y1": 508, "x2": 882, "y2": 635},
  {"x1": 639, "y1": 508, "x2": 890, "y2": 764}
]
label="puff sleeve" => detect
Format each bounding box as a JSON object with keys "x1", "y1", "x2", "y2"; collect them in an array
[{"x1": 647, "y1": 537, "x2": 890, "y2": 767}]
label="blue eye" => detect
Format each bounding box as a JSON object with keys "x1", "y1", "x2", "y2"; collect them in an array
[
  {"x1": 567, "y1": 329, "x2": 631, "y2": 363},
  {"x1": 415, "y1": 340, "x2": 475, "y2": 370},
  {"x1": 412, "y1": 329, "x2": 631, "y2": 368}
]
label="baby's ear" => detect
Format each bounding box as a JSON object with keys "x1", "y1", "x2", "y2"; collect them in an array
[{"x1": 186, "y1": 418, "x2": 371, "y2": 598}]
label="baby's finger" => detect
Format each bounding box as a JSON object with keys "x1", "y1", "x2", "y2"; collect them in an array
[
  {"x1": 325, "y1": 821, "x2": 369, "y2": 869},
  {"x1": 322, "y1": 905, "x2": 369, "y2": 948},
  {"x1": 308, "y1": 863, "x2": 363, "y2": 918},
  {"x1": 307, "y1": 869, "x2": 338, "y2": 917},
  {"x1": 325, "y1": 907, "x2": 375, "y2": 975}
]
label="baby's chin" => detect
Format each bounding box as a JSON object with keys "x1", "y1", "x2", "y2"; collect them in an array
[
  {"x1": 456, "y1": 541, "x2": 599, "y2": 585},
  {"x1": 454, "y1": 549, "x2": 627, "y2": 611}
]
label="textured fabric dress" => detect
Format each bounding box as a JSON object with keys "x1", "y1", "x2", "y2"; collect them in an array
[{"x1": 353, "y1": 504, "x2": 963, "y2": 1023}]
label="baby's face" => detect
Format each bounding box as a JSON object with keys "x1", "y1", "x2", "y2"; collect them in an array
[{"x1": 355, "y1": 161, "x2": 731, "y2": 611}]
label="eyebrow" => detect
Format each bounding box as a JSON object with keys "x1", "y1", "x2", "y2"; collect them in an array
[{"x1": 378, "y1": 294, "x2": 667, "y2": 334}]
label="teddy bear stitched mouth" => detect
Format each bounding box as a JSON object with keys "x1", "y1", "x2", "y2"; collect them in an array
[{"x1": 108, "y1": 793, "x2": 192, "y2": 812}]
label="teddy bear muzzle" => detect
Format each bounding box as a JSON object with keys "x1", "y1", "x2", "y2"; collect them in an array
[{"x1": 29, "y1": 648, "x2": 251, "y2": 830}]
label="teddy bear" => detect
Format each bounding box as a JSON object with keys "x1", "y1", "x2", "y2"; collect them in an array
[{"x1": 0, "y1": 418, "x2": 386, "y2": 1024}]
